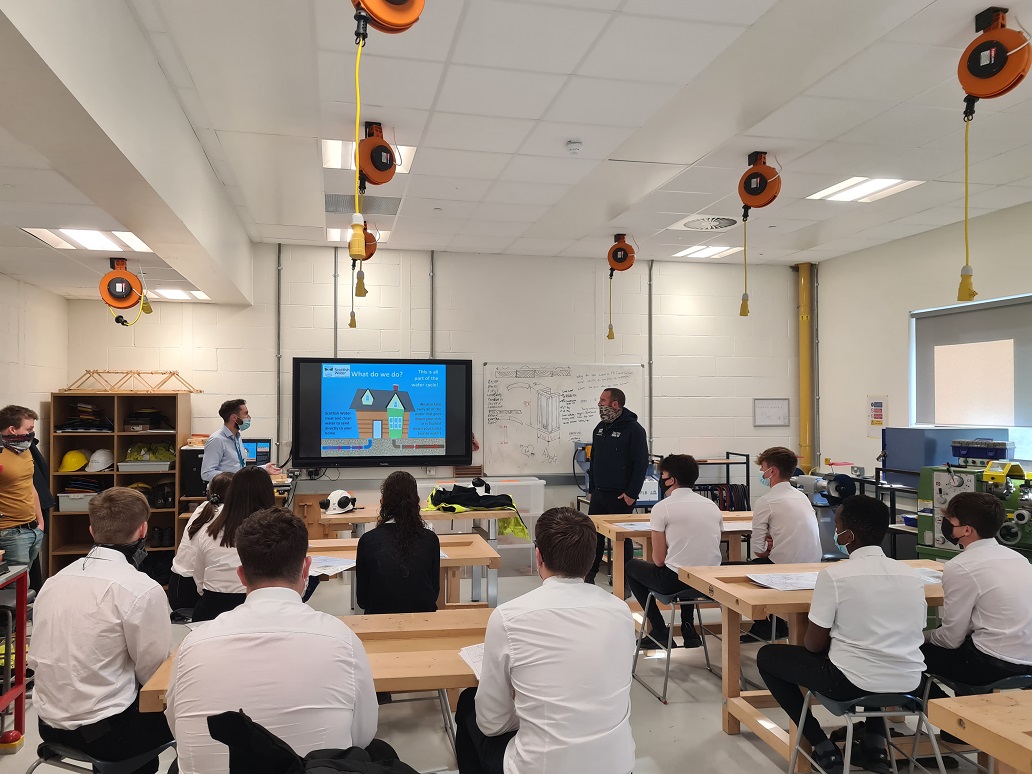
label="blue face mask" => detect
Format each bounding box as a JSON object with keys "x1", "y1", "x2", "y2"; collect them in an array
[
  {"x1": 237, "y1": 417, "x2": 251, "y2": 432},
  {"x1": 835, "y1": 528, "x2": 852, "y2": 555},
  {"x1": 759, "y1": 469, "x2": 771, "y2": 487}
]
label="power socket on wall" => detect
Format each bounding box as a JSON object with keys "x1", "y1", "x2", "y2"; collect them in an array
[{"x1": 424, "y1": 466, "x2": 436, "y2": 477}]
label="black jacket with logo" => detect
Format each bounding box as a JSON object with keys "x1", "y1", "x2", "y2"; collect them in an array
[{"x1": 587, "y1": 408, "x2": 649, "y2": 499}]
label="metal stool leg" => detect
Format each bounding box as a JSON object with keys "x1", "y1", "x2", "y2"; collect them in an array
[
  {"x1": 660, "y1": 601, "x2": 676, "y2": 703},
  {"x1": 438, "y1": 690, "x2": 457, "y2": 758},
  {"x1": 696, "y1": 603, "x2": 713, "y2": 675},
  {"x1": 789, "y1": 691, "x2": 812, "y2": 774}
]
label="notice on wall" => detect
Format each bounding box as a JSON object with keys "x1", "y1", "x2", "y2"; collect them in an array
[{"x1": 867, "y1": 395, "x2": 888, "y2": 438}]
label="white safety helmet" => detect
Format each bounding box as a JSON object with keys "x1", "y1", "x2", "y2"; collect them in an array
[
  {"x1": 319, "y1": 489, "x2": 357, "y2": 515},
  {"x1": 85, "y1": 448, "x2": 115, "y2": 472}
]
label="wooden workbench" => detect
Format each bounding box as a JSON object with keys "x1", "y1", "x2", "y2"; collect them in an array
[
  {"x1": 928, "y1": 692, "x2": 1032, "y2": 774},
  {"x1": 677, "y1": 560, "x2": 944, "y2": 768}
]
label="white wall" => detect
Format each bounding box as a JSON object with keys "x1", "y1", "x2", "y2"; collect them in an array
[
  {"x1": 63, "y1": 248, "x2": 800, "y2": 498},
  {"x1": 0, "y1": 275, "x2": 68, "y2": 454},
  {"x1": 818, "y1": 201, "x2": 1032, "y2": 469}
]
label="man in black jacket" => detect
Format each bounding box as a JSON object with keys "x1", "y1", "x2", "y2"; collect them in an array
[{"x1": 585, "y1": 388, "x2": 649, "y2": 585}]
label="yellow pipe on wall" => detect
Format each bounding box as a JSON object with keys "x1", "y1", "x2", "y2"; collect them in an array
[{"x1": 797, "y1": 263, "x2": 813, "y2": 471}]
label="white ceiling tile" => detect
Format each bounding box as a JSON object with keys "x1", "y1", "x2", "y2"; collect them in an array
[
  {"x1": 545, "y1": 77, "x2": 679, "y2": 127},
  {"x1": 312, "y1": 0, "x2": 465, "y2": 60},
  {"x1": 483, "y1": 181, "x2": 571, "y2": 206},
  {"x1": 850, "y1": 221, "x2": 939, "y2": 242},
  {"x1": 883, "y1": 0, "x2": 982, "y2": 48},
  {"x1": 409, "y1": 147, "x2": 510, "y2": 179},
  {"x1": 966, "y1": 185, "x2": 1032, "y2": 210},
  {"x1": 621, "y1": 0, "x2": 776, "y2": 23},
  {"x1": 471, "y1": 202, "x2": 550, "y2": 222},
  {"x1": 790, "y1": 142, "x2": 907, "y2": 177},
  {"x1": 807, "y1": 41, "x2": 961, "y2": 103},
  {"x1": 402, "y1": 174, "x2": 494, "y2": 202},
  {"x1": 499, "y1": 154, "x2": 597, "y2": 185},
  {"x1": 894, "y1": 205, "x2": 994, "y2": 226},
  {"x1": 0, "y1": 168, "x2": 95, "y2": 206},
  {"x1": 518, "y1": 122, "x2": 634, "y2": 160},
  {"x1": 386, "y1": 232, "x2": 452, "y2": 250},
  {"x1": 322, "y1": 166, "x2": 407, "y2": 199},
  {"x1": 660, "y1": 166, "x2": 737, "y2": 194},
  {"x1": 452, "y1": 0, "x2": 610, "y2": 74},
  {"x1": 447, "y1": 234, "x2": 515, "y2": 252},
  {"x1": 696, "y1": 136, "x2": 822, "y2": 170},
  {"x1": 217, "y1": 131, "x2": 324, "y2": 226},
  {"x1": 505, "y1": 0, "x2": 621, "y2": 9},
  {"x1": 130, "y1": 0, "x2": 166, "y2": 32},
  {"x1": 838, "y1": 104, "x2": 958, "y2": 148},
  {"x1": 0, "y1": 226, "x2": 47, "y2": 248},
  {"x1": 772, "y1": 198, "x2": 864, "y2": 222},
  {"x1": 421, "y1": 113, "x2": 535, "y2": 153},
  {"x1": 436, "y1": 66, "x2": 567, "y2": 120},
  {"x1": 392, "y1": 216, "x2": 462, "y2": 236},
  {"x1": 890, "y1": 147, "x2": 990, "y2": 181},
  {"x1": 744, "y1": 217, "x2": 818, "y2": 236},
  {"x1": 0, "y1": 202, "x2": 123, "y2": 230},
  {"x1": 0, "y1": 129, "x2": 51, "y2": 170},
  {"x1": 610, "y1": 210, "x2": 693, "y2": 232},
  {"x1": 909, "y1": 76, "x2": 1030, "y2": 113},
  {"x1": 255, "y1": 225, "x2": 324, "y2": 241},
  {"x1": 457, "y1": 219, "x2": 529, "y2": 237},
  {"x1": 578, "y1": 16, "x2": 746, "y2": 84},
  {"x1": 937, "y1": 144, "x2": 1032, "y2": 186},
  {"x1": 319, "y1": 103, "x2": 429, "y2": 147},
  {"x1": 504, "y1": 237, "x2": 576, "y2": 255},
  {"x1": 923, "y1": 111, "x2": 1032, "y2": 156},
  {"x1": 399, "y1": 197, "x2": 477, "y2": 220},
  {"x1": 148, "y1": 32, "x2": 194, "y2": 90},
  {"x1": 177, "y1": 88, "x2": 213, "y2": 131},
  {"x1": 318, "y1": 52, "x2": 444, "y2": 110},
  {"x1": 561, "y1": 236, "x2": 615, "y2": 258},
  {"x1": 628, "y1": 190, "x2": 726, "y2": 215},
  {"x1": 748, "y1": 96, "x2": 895, "y2": 142}
]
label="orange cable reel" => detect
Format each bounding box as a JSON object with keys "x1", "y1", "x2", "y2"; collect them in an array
[
  {"x1": 358, "y1": 122, "x2": 397, "y2": 188},
  {"x1": 351, "y1": 0, "x2": 423, "y2": 35},
  {"x1": 737, "y1": 151, "x2": 781, "y2": 318},
  {"x1": 607, "y1": 233, "x2": 635, "y2": 272},
  {"x1": 99, "y1": 258, "x2": 143, "y2": 309},
  {"x1": 363, "y1": 222, "x2": 378, "y2": 260},
  {"x1": 959, "y1": 6, "x2": 1030, "y2": 107}
]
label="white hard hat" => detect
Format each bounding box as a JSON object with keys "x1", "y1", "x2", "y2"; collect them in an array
[
  {"x1": 85, "y1": 448, "x2": 115, "y2": 472},
  {"x1": 320, "y1": 489, "x2": 357, "y2": 515}
]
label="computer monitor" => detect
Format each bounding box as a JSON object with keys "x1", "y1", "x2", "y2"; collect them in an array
[{"x1": 241, "y1": 438, "x2": 272, "y2": 467}]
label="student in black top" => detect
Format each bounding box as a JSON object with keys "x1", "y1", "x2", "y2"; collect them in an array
[{"x1": 356, "y1": 470, "x2": 441, "y2": 615}]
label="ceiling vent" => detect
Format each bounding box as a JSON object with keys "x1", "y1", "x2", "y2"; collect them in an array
[
  {"x1": 325, "y1": 194, "x2": 402, "y2": 216},
  {"x1": 668, "y1": 215, "x2": 738, "y2": 231}
]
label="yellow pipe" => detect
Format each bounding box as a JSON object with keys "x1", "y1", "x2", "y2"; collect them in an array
[{"x1": 797, "y1": 263, "x2": 813, "y2": 471}]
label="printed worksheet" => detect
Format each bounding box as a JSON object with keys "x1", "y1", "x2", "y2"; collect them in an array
[
  {"x1": 308, "y1": 556, "x2": 357, "y2": 577},
  {"x1": 459, "y1": 643, "x2": 485, "y2": 680},
  {"x1": 747, "y1": 572, "x2": 820, "y2": 591}
]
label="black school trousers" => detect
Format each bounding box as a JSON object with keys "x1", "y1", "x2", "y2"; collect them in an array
[
  {"x1": 922, "y1": 636, "x2": 1032, "y2": 698},
  {"x1": 586, "y1": 490, "x2": 634, "y2": 584},
  {"x1": 454, "y1": 687, "x2": 517, "y2": 774}
]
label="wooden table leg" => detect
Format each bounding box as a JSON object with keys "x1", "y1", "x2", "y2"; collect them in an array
[
  {"x1": 446, "y1": 568, "x2": 460, "y2": 605},
  {"x1": 727, "y1": 535, "x2": 743, "y2": 562},
  {"x1": 723, "y1": 604, "x2": 742, "y2": 734},
  {"x1": 643, "y1": 537, "x2": 653, "y2": 564},
  {"x1": 612, "y1": 537, "x2": 625, "y2": 599}
]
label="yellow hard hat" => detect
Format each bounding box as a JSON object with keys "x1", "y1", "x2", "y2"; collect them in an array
[{"x1": 58, "y1": 449, "x2": 90, "y2": 472}]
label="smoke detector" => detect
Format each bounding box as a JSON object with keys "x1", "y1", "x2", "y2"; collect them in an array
[
  {"x1": 566, "y1": 139, "x2": 583, "y2": 155},
  {"x1": 667, "y1": 215, "x2": 738, "y2": 232}
]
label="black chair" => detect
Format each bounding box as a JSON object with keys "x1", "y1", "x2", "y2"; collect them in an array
[{"x1": 24, "y1": 741, "x2": 176, "y2": 773}]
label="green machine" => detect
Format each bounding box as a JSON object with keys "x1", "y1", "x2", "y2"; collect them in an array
[{"x1": 917, "y1": 458, "x2": 1032, "y2": 562}]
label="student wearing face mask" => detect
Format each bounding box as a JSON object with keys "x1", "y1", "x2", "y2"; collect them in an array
[
  {"x1": 623, "y1": 454, "x2": 722, "y2": 648},
  {"x1": 201, "y1": 399, "x2": 282, "y2": 483},
  {"x1": 585, "y1": 388, "x2": 649, "y2": 585},
  {"x1": 0, "y1": 404, "x2": 45, "y2": 568}
]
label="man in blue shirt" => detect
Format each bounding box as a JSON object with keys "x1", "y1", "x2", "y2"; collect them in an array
[{"x1": 201, "y1": 399, "x2": 281, "y2": 482}]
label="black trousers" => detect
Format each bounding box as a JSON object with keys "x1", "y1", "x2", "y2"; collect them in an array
[
  {"x1": 455, "y1": 687, "x2": 516, "y2": 774},
  {"x1": 39, "y1": 695, "x2": 173, "y2": 774},
  {"x1": 166, "y1": 571, "x2": 201, "y2": 612},
  {"x1": 192, "y1": 590, "x2": 247, "y2": 622},
  {"x1": 922, "y1": 636, "x2": 1032, "y2": 699},
  {"x1": 624, "y1": 558, "x2": 700, "y2": 635},
  {"x1": 757, "y1": 644, "x2": 888, "y2": 747},
  {"x1": 586, "y1": 490, "x2": 633, "y2": 584}
]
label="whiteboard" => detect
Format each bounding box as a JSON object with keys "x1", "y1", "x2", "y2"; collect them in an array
[{"x1": 483, "y1": 362, "x2": 645, "y2": 475}]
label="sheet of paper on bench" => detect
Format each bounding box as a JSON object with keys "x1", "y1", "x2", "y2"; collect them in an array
[
  {"x1": 440, "y1": 551, "x2": 448, "y2": 559},
  {"x1": 309, "y1": 556, "x2": 356, "y2": 577},
  {"x1": 614, "y1": 521, "x2": 649, "y2": 530},
  {"x1": 459, "y1": 642, "x2": 485, "y2": 680},
  {"x1": 748, "y1": 572, "x2": 819, "y2": 591},
  {"x1": 721, "y1": 521, "x2": 752, "y2": 532}
]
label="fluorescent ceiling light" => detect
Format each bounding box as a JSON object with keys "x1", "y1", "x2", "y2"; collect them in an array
[
  {"x1": 190, "y1": 290, "x2": 210, "y2": 300},
  {"x1": 828, "y1": 178, "x2": 902, "y2": 201},
  {"x1": 22, "y1": 228, "x2": 76, "y2": 250},
  {"x1": 155, "y1": 288, "x2": 190, "y2": 300},
  {"x1": 673, "y1": 245, "x2": 731, "y2": 259},
  {"x1": 327, "y1": 228, "x2": 342, "y2": 242},
  {"x1": 321, "y1": 138, "x2": 415, "y2": 173},
  {"x1": 856, "y1": 179, "x2": 925, "y2": 202},
  {"x1": 60, "y1": 229, "x2": 121, "y2": 251},
  {"x1": 112, "y1": 231, "x2": 152, "y2": 252},
  {"x1": 806, "y1": 177, "x2": 868, "y2": 200},
  {"x1": 807, "y1": 177, "x2": 924, "y2": 202}
]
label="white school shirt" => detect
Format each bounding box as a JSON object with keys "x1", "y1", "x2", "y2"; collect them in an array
[
  {"x1": 649, "y1": 487, "x2": 723, "y2": 570},
  {"x1": 751, "y1": 481, "x2": 822, "y2": 564},
  {"x1": 927, "y1": 538, "x2": 1032, "y2": 665},
  {"x1": 476, "y1": 576, "x2": 636, "y2": 774},
  {"x1": 28, "y1": 546, "x2": 172, "y2": 729},
  {"x1": 190, "y1": 521, "x2": 246, "y2": 594},
  {"x1": 166, "y1": 587, "x2": 378, "y2": 774},
  {"x1": 172, "y1": 502, "x2": 223, "y2": 592},
  {"x1": 808, "y1": 546, "x2": 927, "y2": 693}
]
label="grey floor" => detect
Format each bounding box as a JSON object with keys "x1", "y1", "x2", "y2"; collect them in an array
[{"x1": 4, "y1": 571, "x2": 813, "y2": 774}]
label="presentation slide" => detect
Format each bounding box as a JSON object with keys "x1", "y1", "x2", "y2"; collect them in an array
[{"x1": 319, "y1": 362, "x2": 447, "y2": 457}]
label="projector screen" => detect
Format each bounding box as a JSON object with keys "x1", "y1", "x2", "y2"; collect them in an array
[{"x1": 292, "y1": 358, "x2": 473, "y2": 468}]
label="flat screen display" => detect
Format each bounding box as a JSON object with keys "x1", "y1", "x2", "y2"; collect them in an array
[
  {"x1": 242, "y1": 438, "x2": 272, "y2": 466},
  {"x1": 291, "y1": 358, "x2": 473, "y2": 468}
]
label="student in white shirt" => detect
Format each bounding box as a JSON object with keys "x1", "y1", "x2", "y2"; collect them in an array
[
  {"x1": 188, "y1": 466, "x2": 275, "y2": 622},
  {"x1": 923, "y1": 492, "x2": 1032, "y2": 699},
  {"x1": 624, "y1": 454, "x2": 722, "y2": 648},
  {"x1": 166, "y1": 506, "x2": 390, "y2": 774},
  {"x1": 455, "y1": 507, "x2": 636, "y2": 774},
  {"x1": 29, "y1": 487, "x2": 173, "y2": 774},
  {"x1": 168, "y1": 471, "x2": 233, "y2": 612},
  {"x1": 757, "y1": 495, "x2": 927, "y2": 774}
]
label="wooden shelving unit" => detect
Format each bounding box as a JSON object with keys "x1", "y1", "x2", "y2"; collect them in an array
[{"x1": 48, "y1": 391, "x2": 191, "y2": 577}]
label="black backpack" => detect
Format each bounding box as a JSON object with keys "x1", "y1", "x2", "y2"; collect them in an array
[{"x1": 207, "y1": 710, "x2": 420, "y2": 774}]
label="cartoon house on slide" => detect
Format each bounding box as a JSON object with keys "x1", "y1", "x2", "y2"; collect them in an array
[{"x1": 350, "y1": 385, "x2": 414, "y2": 439}]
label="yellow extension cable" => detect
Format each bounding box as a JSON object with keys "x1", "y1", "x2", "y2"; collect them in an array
[
  {"x1": 606, "y1": 273, "x2": 615, "y2": 339},
  {"x1": 354, "y1": 40, "x2": 363, "y2": 212},
  {"x1": 958, "y1": 117, "x2": 977, "y2": 301},
  {"x1": 739, "y1": 218, "x2": 750, "y2": 316}
]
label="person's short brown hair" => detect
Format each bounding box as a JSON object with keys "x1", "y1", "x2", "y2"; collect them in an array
[
  {"x1": 756, "y1": 446, "x2": 798, "y2": 480},
  {"x1": 218, "y1": 399, "x2": 247, "y2": 422},
  {"x1": 945, "y1": 492, "x2": 1006, "y2": 539},
  {"x1": 535, "y1": 507, "x2": 597, "y2": 579},
  {"x1": 88, "y1": 487, "x2": 150, "y2": 544},
  {"x1": 235, "y1": 507, "x2": 309, "y2": 584},
  {"x1": 602, "y1": 388, "x2": 626, "y2": 407},
  {"x1": 0, "y1": 405, "x2": 38, "y2": 432}
]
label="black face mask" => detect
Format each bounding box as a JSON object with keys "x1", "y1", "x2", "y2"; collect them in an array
[
  {"x1": 98, "y1": 538, "x2": 148, "y2": 568},
  {"x1": 941, "y1": 519, "x2": 960, "y2": 546}
]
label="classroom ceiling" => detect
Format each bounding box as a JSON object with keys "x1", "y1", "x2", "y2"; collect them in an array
[{"x1": 4, "y1": 0, "x2": 1032, "y2": 298}]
